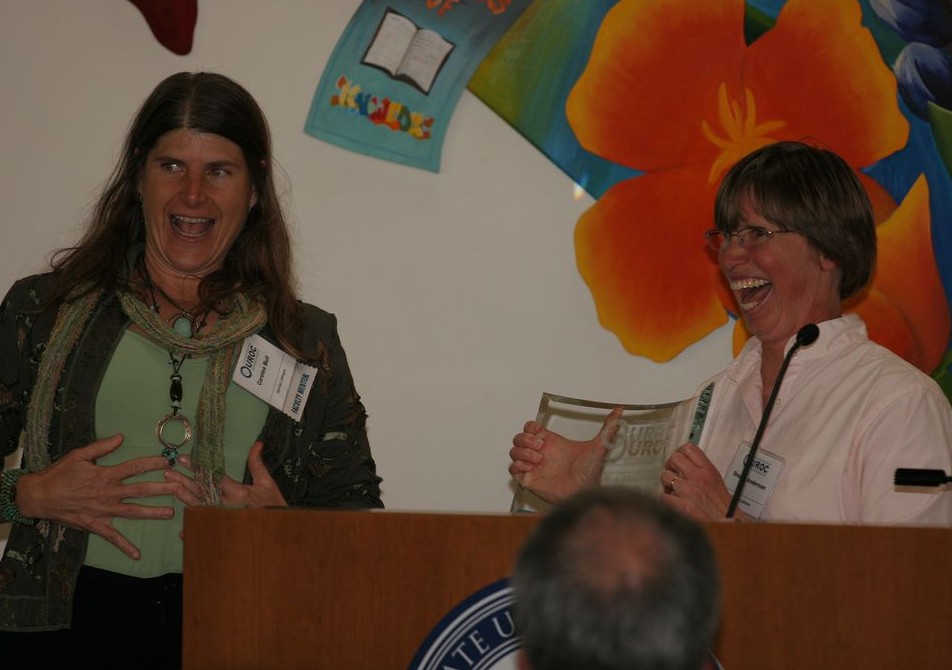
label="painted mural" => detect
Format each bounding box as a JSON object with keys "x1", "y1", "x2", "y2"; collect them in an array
[{"x1": 469, "y1": 0, "x2": 952, "y2": 398}]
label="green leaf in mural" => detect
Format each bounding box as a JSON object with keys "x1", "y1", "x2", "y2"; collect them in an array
[{"x1": 927, "y1": 102, "x2": 952, "y2": 180}]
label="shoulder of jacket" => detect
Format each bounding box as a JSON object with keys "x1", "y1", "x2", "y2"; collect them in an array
[{"x1": 297, "y1": 301, "x2": 337, "y2": 333}]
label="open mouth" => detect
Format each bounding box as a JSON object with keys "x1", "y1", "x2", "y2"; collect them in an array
[
  {"x1": 730, "y1": 277, "x2": 771, "y2": 311},
  {"x1": 171, "y1": 215, "x2": 214, "y2": 238}
]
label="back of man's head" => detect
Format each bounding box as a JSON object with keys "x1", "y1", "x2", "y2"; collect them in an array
[{"x1": 512, "y1": 487, "x2": 720, "y2": 670}]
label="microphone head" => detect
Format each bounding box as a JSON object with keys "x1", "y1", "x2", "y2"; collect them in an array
[{"x1": 796, "y1": 323, "x2": 819, "y2": 347}]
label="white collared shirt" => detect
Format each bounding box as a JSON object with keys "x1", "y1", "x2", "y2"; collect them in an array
[{"x1": 699, "y1": 314, "x2": 952, "y2": 525}]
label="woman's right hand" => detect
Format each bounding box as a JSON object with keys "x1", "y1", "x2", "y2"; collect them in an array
[
  {"x1": 509, "y1": 407, "x2": 623, "y2": 505},
  {"x1": 14, "y1": 434, "x2": 177, "y2": 560}
]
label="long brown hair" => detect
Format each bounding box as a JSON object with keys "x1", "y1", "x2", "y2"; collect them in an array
[{"x1": 49, "y1": 72, "x2": 309, "y2": 359}]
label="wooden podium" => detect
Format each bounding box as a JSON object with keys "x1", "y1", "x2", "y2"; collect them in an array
[{"x1": 183, "y1": 507, "x2": 952, "y2": 669}]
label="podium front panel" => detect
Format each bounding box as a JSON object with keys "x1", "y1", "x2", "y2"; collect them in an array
[{"x1": 183, "y1": 507, "x2": 952, "y2": 669}]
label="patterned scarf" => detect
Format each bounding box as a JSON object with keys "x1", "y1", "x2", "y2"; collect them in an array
[{"x1": 23, "y1": 287, "x2": 266, "y2": 505}]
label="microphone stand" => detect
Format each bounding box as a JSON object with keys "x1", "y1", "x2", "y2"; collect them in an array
[{"x1": 726, "y1": 324, "x2": 819, "y2": 519}]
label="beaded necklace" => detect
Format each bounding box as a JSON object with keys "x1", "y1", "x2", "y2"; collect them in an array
[{"x1": 145, "y1": 279, "x2": 212, "y2": 466}]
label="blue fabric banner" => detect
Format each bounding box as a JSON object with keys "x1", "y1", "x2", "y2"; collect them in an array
[{"x1": 305, "y1": 0, "x2": 533, "y2": 172}]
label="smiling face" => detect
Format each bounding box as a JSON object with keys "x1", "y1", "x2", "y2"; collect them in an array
[
  {"x1": 719, "y1": 200, "x2": 842, "y2": 352},
  {"x1": 138, "y1": 128, "x2": 256, "y2": 289}
]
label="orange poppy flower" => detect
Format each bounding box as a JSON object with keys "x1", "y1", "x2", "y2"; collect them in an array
[{"x1": 567, "y1": 0, "x2": 950, "y2": 367}]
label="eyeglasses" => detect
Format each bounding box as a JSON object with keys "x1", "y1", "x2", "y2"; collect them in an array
[{"x1": 704, "y1": 226, "x2": 797, "y2": 252}]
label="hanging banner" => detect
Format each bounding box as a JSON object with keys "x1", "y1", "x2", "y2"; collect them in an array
[{"x1": 305, "y1": 0, "x2": 534, "y2": 172}]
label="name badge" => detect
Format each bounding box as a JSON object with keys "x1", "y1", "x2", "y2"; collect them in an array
[
  {"x1": 725, "y1": 442, "x2": 785, "y2": 519},
  {"x1": 232, "y1": 334, "x2": 317, "y2": 421}
]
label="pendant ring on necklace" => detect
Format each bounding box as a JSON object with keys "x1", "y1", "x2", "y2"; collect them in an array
[{"x1": 157, "y1": 413, "x2": 193, "y2": 465}]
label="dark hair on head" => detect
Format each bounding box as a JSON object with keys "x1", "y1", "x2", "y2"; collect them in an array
[
  {"x1": 49, "y1": 72, "x2": 309, "y2": 360},
  {"x1": 512, "y1": 488, "x2": 720, "y2": 670},
  {"x1": 714, "y1": 140, "x2": 876, "y2": 300}
]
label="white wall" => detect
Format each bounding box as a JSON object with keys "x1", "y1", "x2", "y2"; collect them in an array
[{"x1": 0, "y1": 0, "x2": 734, "y2": 524}]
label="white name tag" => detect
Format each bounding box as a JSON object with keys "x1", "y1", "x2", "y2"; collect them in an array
[
  {"x1": 725, "y1": 442, "x2": 785, "y2": 519},
  {"x1": 232, "y1": 334, "x2": 317, "y2": 421}
]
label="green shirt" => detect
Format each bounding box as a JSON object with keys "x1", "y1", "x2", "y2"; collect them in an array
[{"x1": 87, "y1": 328, "x2": 268, "y2": 576}]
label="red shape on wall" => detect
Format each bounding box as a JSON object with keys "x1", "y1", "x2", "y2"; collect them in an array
[{"x1": 128, "y1": 0, "x2": 198, "y2": 55}]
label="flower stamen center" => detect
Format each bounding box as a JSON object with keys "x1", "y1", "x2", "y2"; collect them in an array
[{"x1": 702, "y1": 82, "x2": 786, "y2": 184}]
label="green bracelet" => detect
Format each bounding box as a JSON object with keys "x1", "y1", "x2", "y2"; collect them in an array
[{"x1": 1, "y1": 469, "x2": 37, "y2": 526}]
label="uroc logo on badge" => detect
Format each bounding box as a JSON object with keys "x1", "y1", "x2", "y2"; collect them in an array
[{"x1": 408, "y1": 578, "x2": 521, "y2": 670}]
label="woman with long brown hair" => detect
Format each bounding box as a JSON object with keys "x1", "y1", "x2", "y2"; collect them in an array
[{"x1": 0, "y1": 72, "x2": 382, "y2": 668}]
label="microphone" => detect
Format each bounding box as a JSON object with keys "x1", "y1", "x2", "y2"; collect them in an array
[
  {"x1": 894, "y1": 469, "x2": 952, "y2": 487},
  {"x1": 726, "y1": 323, "x2": 820, "y2": 518}
]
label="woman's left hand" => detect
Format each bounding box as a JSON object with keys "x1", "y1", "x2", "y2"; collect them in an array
[
  {"x1": 165, "y1": 441, "x2": 288, "y2": 508},
  {"x1": 659, "y1": 443, "x2": 747, "y2": 522}
]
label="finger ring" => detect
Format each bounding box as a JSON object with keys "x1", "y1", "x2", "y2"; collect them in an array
[{"x1": 665, "y1": 474, "x2": 679, "y2": 493}]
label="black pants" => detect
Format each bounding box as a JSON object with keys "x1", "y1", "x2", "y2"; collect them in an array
[{"x1": 0, "y1": 566, "x2": 183, "y2": 669}]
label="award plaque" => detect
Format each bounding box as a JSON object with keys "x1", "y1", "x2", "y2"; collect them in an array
[{"x1": 511, "y1": 385, "x2": 713, "y2": 513}]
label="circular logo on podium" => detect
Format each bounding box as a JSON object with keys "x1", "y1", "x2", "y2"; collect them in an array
[{"x1": 408, "y1": 578, "x2": 521, "y2": 670}]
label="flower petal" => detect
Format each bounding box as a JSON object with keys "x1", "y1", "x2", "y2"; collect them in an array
[
  {"x1": 869, "y1": 0, "x2": 952, "y2": 47},
  {"x1": 859, "y1": 172, "x2": 899, "y2": 225},
  {"x1": 575, "y1": 168, "x2": 726, "y2": 360},
  {"x1": 894, "y1": 43, "x2": 952, "y2": 118},
  {"x1": 566, "y1": 0, "x2": 745, "y2": 171},
  {"x1": 744, "y1": 0, "x2": 909, "y2": 164},
  {"x1": 847, "y1": 175, "x2": 950, "y2": 372},
  {"x1": 849, "y1": 291, "x2": 917, "y2": 362}
]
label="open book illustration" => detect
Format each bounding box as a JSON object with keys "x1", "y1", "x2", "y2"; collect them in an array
[
  {"x1": 511, "y1": 386, "x2": 713, "y2": 513},
  {"x1": 361, "y1": 9, "x2": 455, "y2": 95}
]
